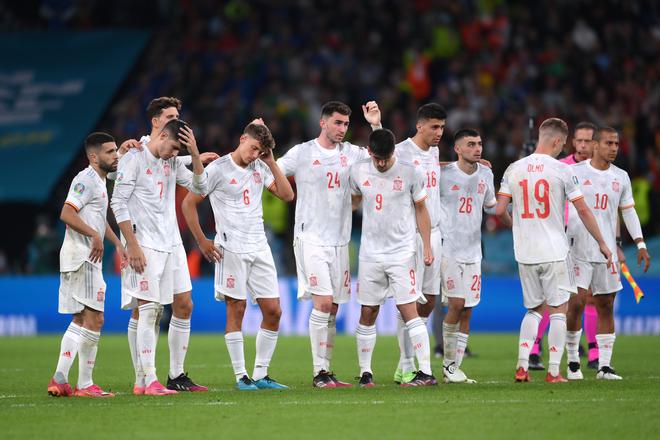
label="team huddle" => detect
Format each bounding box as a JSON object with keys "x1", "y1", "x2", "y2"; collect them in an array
[{"x1": 47, "y1": 97, "x2": 651, "y2": 397}]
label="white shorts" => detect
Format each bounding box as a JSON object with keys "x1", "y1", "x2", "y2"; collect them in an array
[
  {"x1": 214, "y1": 246, "x2": 279, "y2": 305},
  {"x1": 121, "y1": 247, "x2": 174, "y2": 310},
  {"x1": 172, "y1": 242, "x2": 192, "y2": 295},
  {"x1": 416, "y1": 229, "x2": 442, "y2": 296},
  {"x1": 293, "y1": 238, "x2": 350, "y2": 304},
  {"x1": 573, "y1": 259, "x2": 622, "y2": 295},
  {"x1": 357, "y1": 255, "x2": 421, "y2": 306},
  {"x1": 518, "y1": 258, "x2": 576, "y2": 309},
  {"x1": 59, "y1": 262, "x2": 106, "y2": 314},
  {"x1": 441, "y1": 257, "x2": 482, "y2": 308}
]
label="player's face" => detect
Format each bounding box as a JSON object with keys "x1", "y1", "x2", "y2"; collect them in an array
[
  {"x1": 416, "y1": 118, "x2": 445, "y2": 147},
  {"x1": 238, "y1": 134, "x2": 264, "y2": 165},
  {"x1": 158, "y1": 134, "x2": 181, "y2": 160},
  {"x1": 455, "y1": 136, "x2": 482, "y2": 164},
  {"x1": 97, "y1": 142, "x2": 119, "y2": 172},
  {"x1": 572, "y1": 128, "x2": 594, "y2": 159},
  {"x1": 152, "y1": 107, "x2": 179, "y2": 131},
  {"x1": 595, "y1": 132, "x2": 619, "y2": 163},
  {"x1": 320, "y1": 112, "x2": 350, "y2": 144},
  {"x1": 369, "y1": 149, "x2": 395, "y2": 173}
]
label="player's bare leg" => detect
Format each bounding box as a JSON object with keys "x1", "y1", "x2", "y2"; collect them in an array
[
  {"x1": 357, "y1": 305, "x2": 379, "y2": 387},
  {"x1": 443, "y1": 298, "x2": 468, "y2": 383},
  {"x1": 224, "y1": 297, "x2": 255, "y2": 390},
  {"x1": 48, "y1": 313, "x2": 83, "y2": 397},
  {"x1": 566, "y1": 287, "x2": 588, "y2": 379},
  {"x1": 593, "y1": 292, "x2": 621, "y2": 380},
  {"x1": 398, "y1": 302, "x2": 437, "y2": 387},
  {"x1": 252, "y1": 298, "x2": 288, "y2": 389},
  {"x1": 166, "y1": 291, "x2": 208, "y2": 392}
]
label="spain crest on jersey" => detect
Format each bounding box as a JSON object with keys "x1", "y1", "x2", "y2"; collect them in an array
[
  {"x1": 163, "y1": 163, "x2": 171, "y2": 177},
  {"x1": 340, "y1": 155, "x2": 348, "y2": 167},
  {"x1": 392, "y1": 177, "x2": 403, "y2": 191},
  {"x1": 253, "y1": 171, "x2": 262, "y2": 184},
  {"x1": 612, "y1": 180, "x2": 620, "y2": 192},
  {"x1": 477, "y1": 181, "x2": 486, "y2": 195}
]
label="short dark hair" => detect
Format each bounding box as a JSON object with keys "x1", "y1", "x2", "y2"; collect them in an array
[
  {"x1": 574, "y1": 121, "x2": 597, "y2": 136},
  {"x1": 539, "y1": 118, "x2": 569, "y2": 138},
  {"x1": 85, "y1": 132, "x2": 115, "y2": 151},
  {"x1": 244, "y1": 123, "x2": 275, "y2": 150},
  {"x1": 146, "y1": 97, "x2": 182, "y2": 120},
  {"x1": 160, "y1": 118, "x2": 189, "y2": 142},
  {"x1": 369, "y1": 129, "x2": 396, "y2": 157},
  {"x1": 594, "y1": 126, "x2": 618, "y2": 141},
  {"x1": 321, "y1": 101, "x2": 351, "y2": 118},
  {"x1": 417, "y1": 103, "x2": 447, "y2": 122},
  {"x1": 454, "y1": 128, "x2": 480, "y2": 143}
]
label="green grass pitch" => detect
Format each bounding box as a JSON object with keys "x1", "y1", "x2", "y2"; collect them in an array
[{"x1": 2, "y1": 334, "x2": 659, "y2": 439}]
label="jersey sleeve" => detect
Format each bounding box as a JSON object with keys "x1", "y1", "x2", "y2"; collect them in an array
[
  {"x1": 262, "y1": 161, "x2": 276, "y2": 190},
  {"x1": 484, "y1": 170, "x2": 497, "y2": 207},
  {"x1": 498, "y1": 165, "x2": 512, "y2": 198},
  {"x1": 110, "y1": 153, "x2": 140, "y2": 223},
  {"x1": 411, "y1": 167, "x2": 428, "y2": 203},
  {"x1": 64, "y1": 174, "x2": 94, "y2": 212},
  {"x1": 175, "y1": 160, "x2": 208, "y2": 195},
  {"x1": 561, "y1": 165, "x2": 583, "y2": 202},
  {"x1": 177, "y1": 155, "x2": 193, "y2": 167},
  {"x1": 204, "y1": 162, "x2": 223, "y2": 196},
  {"x1": 276, "y1": 144, "x2": 300, "y2": 176},
  {"x1": 619, "y1": 173, "x2": 635, "y2": 208}
]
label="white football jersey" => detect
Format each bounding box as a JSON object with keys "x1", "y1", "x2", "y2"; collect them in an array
[
  {"x1": 111, "y1": 145, "x2": 207, "y2": 253},
  {"x1": 499, "y1": 153, "x2": 583, "y2": 264},
  {"x1": 60, "y1": 166, "x2": 109, "y2": 272},
  {"x1": 350, "y1": 158, "x2": 427, "y2": 262},
  {"x1": 395, "y1": 138, "x2": 442, "y2": 229},
  {"x1": 440, "y1": 162, "x2": 496, "y2": 263},
  {"x1": 205, "y1": 154, "x2": 275, "y2": 254},
  {"x1": 277, "y1": 139, "x2": 368, "y2": 246},
  {"x1": 568, "y1": 160, "x2": 634, "y2": 263}
]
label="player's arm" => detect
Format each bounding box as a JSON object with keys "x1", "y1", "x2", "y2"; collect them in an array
[
  {"x1": 181, "y1": 192, "x2": 222, "y2": 263},
  {"x1": 572, "y1": 197, "x2": 612, "y2": 266},
  {"x1": 414, "y1": 199, "x2": 434, "y2": 266},
  {"x1": 262, "y1": 149, "x2": 294, "y2": 202},
  {"x1": 494, "y1": 194, "x2": 511, "y2": 218},
  {"x1": 105, "y1": 221, "x2": 128, "y2": 268},
  {"x1": 362, "y1": 101, "x2": 382, "y2": 130},
  {"x1": 485, "y1": 201, "x2": 512, "y2": 228},
  {"x1": 351, "y1": 194, "x2": 362, "y2": 211},
  {"x1": 110, "y1": 156, "x2": 146, "y2": 273},
  {"x1": 60, "y1": 203, "x2": 104, "y2": 264},
  {"x1": 177, "y1": 125, "x2": 207, "y2": 193},
  {"x1": 620, "y1": 205, "x2": 650, "y2": 272}
]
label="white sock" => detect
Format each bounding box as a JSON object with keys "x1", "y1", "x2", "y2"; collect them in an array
[
  {"x1": 407, "y1": 317, "x2": 432, "y2": 375},
  {"x1": 517, "y1": 311, "x2": 542, "y2": 370},
  {"x1": 442, "y1": 322, "x2": 460, "y2": 366},
  {"x1": 127, "y1": 318, "x2": 144, "y2": 386},
  {"x1": 396, "y1": 313, "x2": 414, "y2": 373},
  {"x1": 456, "y1": 332, "x2": 469, "y2": 368},
  {"x1": 168, "y1": 316, "x2": 190, "y2": 379},
  {"x1": 309, "y1": 309, "x2": 330, "y2": 375},
  {"x1": 137, "y1": 303, "x2": 159, "y2": 385},
  {"x1": 54, "y1": 322, "x2": 81, "y2": 384},
  {"x1": 154, "y1": 304, "x2": 164, "y2": 339},
  {"x1": 356, "y1": 324, "x2": 377, "y2": 375},
  {"x1": 566, "y1": 329, "x2": 582, "y2": 364},
  {"x1": 548, "y1": 313, "x2": 567, "y2": 376},
  {"x1": 325, "y1": 313, "x2": 337, "y2": 372},
  {"x1": 253, "y1": 328, "x2": 279, "y2": 381},
  {"x1": 225, "y1": 331, "x2": 247, "y2": 381},
  {"x1": 596, "y1": 333, "x2": 616, "y2": 369},
  {"x1": 77, "y1": 328, "x2": 100, "y2": 389}
]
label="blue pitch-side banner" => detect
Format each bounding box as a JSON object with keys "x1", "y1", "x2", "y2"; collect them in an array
[
  {"x1": 0, "y1": 30, "x2": 150, "y2": 202},
  {"x1": 1, "y1": 276, "x2": 659, "y2": 336}
]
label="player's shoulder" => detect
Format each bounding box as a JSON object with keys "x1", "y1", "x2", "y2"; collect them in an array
[
  {"x1": 341, "y1": 141, "x2": 366, "y2": 156},
  {"x1": 476, "y1": 162, "x2": 494, "y2": 177},
  {"x1": 609, "y1": 163, "x2": 628, "y2": 177}
]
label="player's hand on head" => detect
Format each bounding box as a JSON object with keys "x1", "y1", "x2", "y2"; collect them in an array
[
  {"x1": 638, "y1": 248, "x2": 651, "y2": 273},
  {"x1": 89, "y1": 233, "x2": 104, "y2": 264},
  {"x1": 127, "y1": 242, "x2": 147, "y2": 274},
  {"x1": 260, "y1": 148, "x2": 274, "y2": 163},
  {"x1": 200, "y1": 152, "x2": 219, "y2": 165},
  {"x1": 199, "y1": 238, "x2": 222, "y2": 263},
  {"x1": 362, "y1": 101, "x2": 381, "y2": 127},
  {"x1": 119, "y1": 139, "x2": 141, "y2": 156},
  {"x1": 179, "y1": 125, "x2": 199, "y2": 154}
]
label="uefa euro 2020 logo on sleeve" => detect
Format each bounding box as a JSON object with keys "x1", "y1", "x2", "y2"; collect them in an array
[{"x1": 73, "y1": 183, "x2": 85, "y2": 195}]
